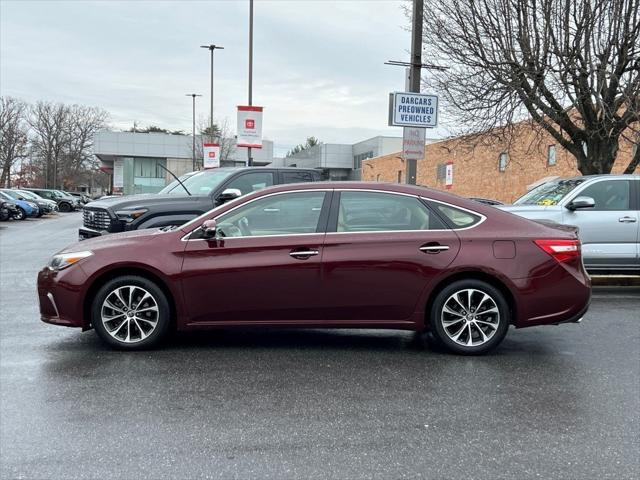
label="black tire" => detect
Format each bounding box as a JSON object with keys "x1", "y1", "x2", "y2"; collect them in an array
[
  {"x1": 12, "y1": 207, "x2": 26, "y2": 221},
  {"x1": 58, "y1": 202, "x2": 72, "y2": 212},
  {"x1": 427, "y1": 279, "x2": 510, "y2": 355},
  {"x1": 92, "y1": 275, "x2": 171, "y2": 350}
]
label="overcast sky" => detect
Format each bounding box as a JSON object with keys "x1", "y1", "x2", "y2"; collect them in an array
[{"x1": 1, "y1": 0, "x2": 445, "y2": 156}]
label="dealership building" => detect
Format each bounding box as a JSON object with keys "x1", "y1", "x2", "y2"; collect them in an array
[
  {"x1": 362, "y1": 122, "x2": 638, "y2": 202},
  {"x1": 278, "y1": 136, "x2": 405, "y2": 180},
  {"x1": 93, "y1": 131, "x2": 274, "y2": 195}
]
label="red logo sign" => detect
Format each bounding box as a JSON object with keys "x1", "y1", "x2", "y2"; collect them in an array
[
  {"x1": 208, "y1": 151, "x2": 216, "y2": 158},
  {"x1": 245, "y1": 119, "x2": 255, "y2": 129}
]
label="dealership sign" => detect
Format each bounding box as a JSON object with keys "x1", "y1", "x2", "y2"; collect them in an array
[
  {"x1": 445, "y1": 161, "x2": 453, "y2": 189},
  {"x1": 237, "y1": 106, "x2": 263, "y2": 148},
  {"x1": 203, "y1": 143, "x2": 220, "y2": 169},
  {"x1": 389, "y1": 92, "x2": 438, "y2": 128}
]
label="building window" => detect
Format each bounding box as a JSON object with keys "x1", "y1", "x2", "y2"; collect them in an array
[
  {"x1": 547, "y1": 145, "x2": 556, "y2": 166},
  {"x1": 436, "y1": 163, "x2": 446, "y2": 181},
  {"x1": 353, "y1": 151, "x2": 374, "y2": 170},
  {"x1": 498, "y1": 152, "x2": 508, "y2": 172},
  {"x1": 135, "y1": 158, "x2": 165, "y2": 178},
  {"x1": 397, "y1": 171, "x2": 402, "y2": 183},
  {"x1": 376, "y1": 174, "x2": 381, "y2": 182}
]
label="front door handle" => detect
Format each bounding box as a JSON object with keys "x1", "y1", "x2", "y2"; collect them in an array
[
  {"x1": 619, "y1": 216, "x2": 637, "y2": 223},
  {"x1": 419, "y1": 243, "x2": 450, "y2": 254},
  {"x1": 289, "y1": 249, "x2": 319, "y2": 259}
]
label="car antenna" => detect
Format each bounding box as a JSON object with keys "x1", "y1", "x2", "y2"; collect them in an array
[{"x1": 158, "y1": 164, "x2": 191, "y2": 196}]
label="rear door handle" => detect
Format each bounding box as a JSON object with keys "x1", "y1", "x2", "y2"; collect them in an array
[
  {"x1": 419, "y1": 244, "x2": 450, "y2": 253},
  {"x1": 289, "y1": 249, "x2": 319, "y2": 259},
  {"x1": 618, "y1": 216, "x2": 637, "y2": 223}
]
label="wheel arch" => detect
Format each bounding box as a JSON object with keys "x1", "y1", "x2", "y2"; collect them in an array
[
  {"x1": 82, "y1": 266, "x2": 178, "y2": 331},
  {"x1": 423, "y1": 270, "x2": 518, "y2": 329}
]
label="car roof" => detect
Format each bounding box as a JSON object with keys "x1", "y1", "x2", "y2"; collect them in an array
[{"x1": 558, "y1": 174, "x2": 639, "y2": 182}]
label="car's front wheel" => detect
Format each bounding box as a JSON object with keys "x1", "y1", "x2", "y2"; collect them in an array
[
  {"x1": 92, "y1": 276, "x2": 171, "y2": 350},
  {"x1": 12, "y1": 207, "x2": 26, "y2": 221},
  {"x1": 58, "y1": 202, "x2": 72, "y2": 212},
  {"x1": 428, "y1": 279, "x2": 510, "y2": 355}
]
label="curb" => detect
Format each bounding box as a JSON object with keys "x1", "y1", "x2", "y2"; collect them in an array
[{"x1": 590, "y1": 275, "x2": 640, "y2": 287}]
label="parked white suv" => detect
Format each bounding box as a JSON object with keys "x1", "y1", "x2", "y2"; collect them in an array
[{"x1": 500, "y1": 175, "x2": 639, "y2": 273}]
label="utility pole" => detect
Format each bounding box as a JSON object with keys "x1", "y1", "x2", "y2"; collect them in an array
[
  {"x1": 247, "y1": 0, "x2": 254, "y2": 166},
  {"x1": 185, "y1": 93, "x2": 202, "y2": 171},
  {"x1": 200, "y1": 44, "x2": 224, "y2": 139},
  {"x1": 407, "y1": 0, "x2": 423, "y2": 184}
]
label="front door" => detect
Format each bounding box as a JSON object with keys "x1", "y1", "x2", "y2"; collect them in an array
[
  {"x1": 563, "y1": 179, "x2": 639, "y2": 270},
  {"x1": 321, "y1": 191, "x2": 461, "y2": 323},
  {"x1": 181, "y1": 190, "x2": 331, "y2": 324}
]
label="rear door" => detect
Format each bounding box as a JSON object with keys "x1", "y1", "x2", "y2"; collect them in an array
[
  {"x1": 562, "y1": 178, "x2": 638, "y2": 270},
  {"x1": 320, "y1": 190, "x2": 461, "y2": 323}
]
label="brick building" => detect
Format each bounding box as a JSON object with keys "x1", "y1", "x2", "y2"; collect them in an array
[{"x1": 362, "y1": 122, "x2": 639, "y2": 203}]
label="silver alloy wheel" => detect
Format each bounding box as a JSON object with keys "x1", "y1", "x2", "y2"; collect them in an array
[
  {"x1": 100, "y1": 285, "x2": 159, "y2": 344},
  {"x1": 441, "y1": 288, "x2": 500, "y2": 347}
]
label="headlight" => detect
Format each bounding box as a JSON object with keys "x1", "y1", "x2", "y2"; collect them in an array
[
  {"x1": 116, "y1": 209, "x2": 148, "y2": 222},
  {"x1": 47, "y1": 251, "x2": 93, "y2": 271}
]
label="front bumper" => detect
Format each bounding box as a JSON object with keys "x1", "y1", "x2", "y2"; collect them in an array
[{"x1": 38, "y1": 266, "x2": 88, "y2": 328}]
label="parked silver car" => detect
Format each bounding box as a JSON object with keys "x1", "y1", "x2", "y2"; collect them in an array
[{"x1": 499, "y1": 175, "x2": 639, "y2": 273}]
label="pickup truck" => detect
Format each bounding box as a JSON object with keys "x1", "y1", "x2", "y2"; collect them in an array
[{"x1": 79, "y1": 167, "x2": 322, "y2": 240}]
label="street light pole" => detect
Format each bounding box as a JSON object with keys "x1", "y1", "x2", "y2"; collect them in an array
[
  {"x1": 185, "y1": 93, "x2": 202, "y2": 171},
  {"x1": 247, "y1": 0, "x2": 254, "y2": 166},
  {"x1": 200, "y1": 44, "x2": 224, "y2": 138}
]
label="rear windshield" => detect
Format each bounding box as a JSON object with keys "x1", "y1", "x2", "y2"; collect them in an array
[{"x1": 514, "y1": 179, "x2": 585, "y2": 206}]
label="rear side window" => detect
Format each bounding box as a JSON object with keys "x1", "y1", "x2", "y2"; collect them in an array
[
  {"x1": 226, "y1": 172, "x2": 274, "y2": 196},
  {"x1": 433, "y1": 203, "x2": 482, "y2": 228},
  {"x1": 337, "y1": 191, "x2": 447, "y2": 232},
  {"x1": 281, "y1": 171, "x2": 314, "y2": 184}
]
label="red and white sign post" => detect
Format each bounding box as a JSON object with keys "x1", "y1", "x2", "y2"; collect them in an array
[
  {"x1": 445, "y1": 161, "x2": 454, "y2": 189},
  {"x1": 237, "y1": 106, "x2": 263, "y2": 149},
  {"x1": 203, "y1": 143, "x2": 220, "y2": 169}
]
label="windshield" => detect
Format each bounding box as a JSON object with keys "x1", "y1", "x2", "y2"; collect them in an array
[
  {"x1": 514, "y1": 179, "x2": 586, "y2": 206},
  {"x1": 1, "y1": 190, "x2": 21, "y2": 200},
  {"x1": 15, "y1": 190, "x2": 38, "y2": 200},
  {"x1": 53, "y1": 190, "x2": 68, "y2": 198},
  {"x1": 158, "y1": 170, "x2": 234, "y2": 196}
]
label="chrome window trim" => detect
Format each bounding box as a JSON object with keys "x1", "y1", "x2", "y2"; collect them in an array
[
  {"x1": 181, "y1": 189, "x2": 330, "y2": 242},
  {"x1": 181, "y1": 187, "x2": 487, "y2": 241}
]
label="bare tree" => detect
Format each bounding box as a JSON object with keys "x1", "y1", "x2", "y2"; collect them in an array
[
  {"x1": 60, "y1": 105, "x2": 108, "y2": 188},
  {"x1": 420, "y1": 0, "x2": 640, "y2": 174},
  {"x1": 29, "y1": 102, "x2": 70, "y2": 189},
  {"x1": 0, "y1": 97, "x2": 29, "y2": 187}
]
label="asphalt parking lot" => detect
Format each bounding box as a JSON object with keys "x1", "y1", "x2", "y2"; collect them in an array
[{"x1": 1, "y1": 213, "x2": 639, "y2": 479}]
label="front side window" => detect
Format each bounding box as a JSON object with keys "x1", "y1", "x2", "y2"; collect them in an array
[
  {"x1": 214, "y1": 191, "x2": 326, "y2": 238},
  {"x1": 337, "y1": 191, "x2": 446, "y2": 232},
  {"x1": 576, "y1": 180, "x2": 630, "y2": 211},
  {"x1": 225, "y1": 172, "x2": 274, "y2": 196}
]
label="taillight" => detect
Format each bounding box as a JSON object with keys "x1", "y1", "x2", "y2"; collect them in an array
[{"x1": 534, "y1": 239, "x2": 581, "y2": 263}]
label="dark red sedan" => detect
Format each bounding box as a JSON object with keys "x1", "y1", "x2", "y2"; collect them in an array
[{"x1": 38, "y1": 182, "x2": 591, "y2": 354}]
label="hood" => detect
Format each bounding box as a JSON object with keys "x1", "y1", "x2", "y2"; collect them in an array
[
  {"x1": 86, "y1": 193, "x2": 209, "y2": 210},
  {"x1": 62, "y1": 227, "x2": 169, "y2": 254}
]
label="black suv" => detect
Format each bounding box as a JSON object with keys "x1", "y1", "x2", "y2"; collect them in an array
[{"x1": 79, "y1": 167, "x2": 322, "y2": 240}]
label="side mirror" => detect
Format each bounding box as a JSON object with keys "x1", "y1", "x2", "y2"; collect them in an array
[
  {"x1": 217, "y1": 188, "x2": 242, "y2": 203},
  {"x1": 566, "y1": 196, "x2": 595, "y2": 211},
  {"x1": 200, "y1": 219, "x2": 217, "y2": 239}
]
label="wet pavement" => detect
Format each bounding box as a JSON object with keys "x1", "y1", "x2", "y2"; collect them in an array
[{"x1": 1, "y1": 213, "x2": 639, "y2": 479}]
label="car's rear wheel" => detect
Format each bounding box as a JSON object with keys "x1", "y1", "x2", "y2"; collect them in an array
[
  {"x1": 428, "y1": 279, "x2": 510, "y2": 355},
  {"x1": 92, "y1": 276, "x2": 171, "y2": 350},
  {"x1": 58, "y1": 202, "x2": 72, "y2": 212},
  {"x1": 12, "y1": 207, "x2": 26, "y2": 221}
]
